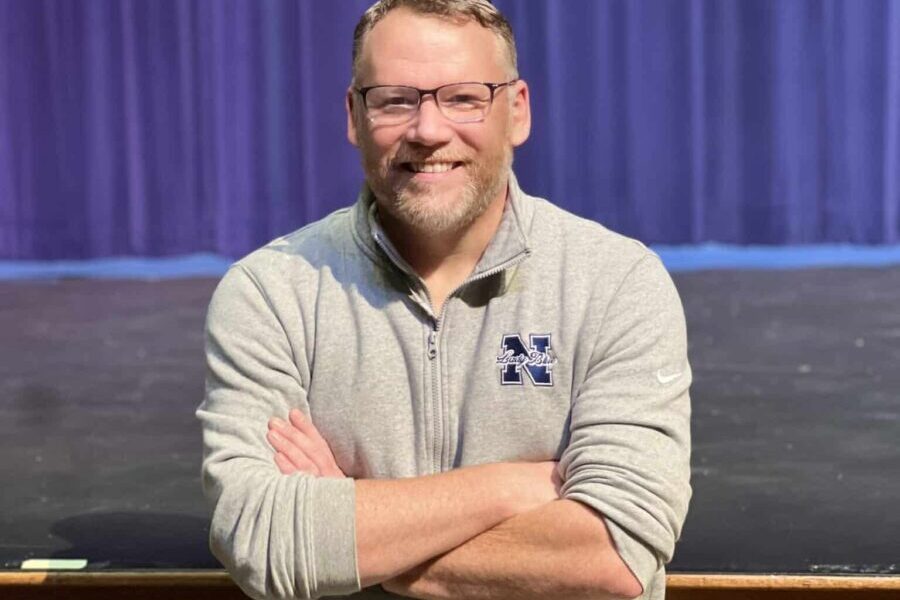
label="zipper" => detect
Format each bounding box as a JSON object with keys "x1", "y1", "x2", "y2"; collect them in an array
[
  {"x1": 448, "y1": 250, "x2": 532, "y2": 300},
  {"x1": 427, "y1": 329, "x2": 438, "y2": 359},
  {"x1": 373, "y1": 228, "x2": 533, "y2": 473},
  {"x1": 425, "y1": 250, "x2": 532, "y2": 362},
  {"x1": 429, "y1": 323, "x2": 441, "y2": 472},
  {"x1": 373, "y1": 230, "x2": 446, "y2": 471},
  {"x1": 425, "y1": 250, "x2": 532, "y2": 472}
]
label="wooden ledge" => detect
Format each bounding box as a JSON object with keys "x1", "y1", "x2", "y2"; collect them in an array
[
  {"x1": 668, "y1": 574, "x2": 900, "y2": 590},
  {"x1": 1, "y1": 571, "x2": 898, "y2": 590},
  {"x1": 0, "y1": 572, "x2": 233, "y2": 586}
]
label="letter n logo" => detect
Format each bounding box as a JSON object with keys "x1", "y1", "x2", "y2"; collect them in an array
[{"x1": 496, "y1": 333, "x2": 555, "y2": 386}]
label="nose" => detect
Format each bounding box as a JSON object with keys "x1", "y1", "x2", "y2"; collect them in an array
[{"x1": 404, "y1": 94, "x2": 454, "y2": 146}]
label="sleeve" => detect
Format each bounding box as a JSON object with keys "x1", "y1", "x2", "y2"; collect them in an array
[
  {"x1": 558, "y1": 254, "x2": 692, "y2": 594},
  {"x1": 195, "y1": 265, "x2": 361, "y2": 599}
]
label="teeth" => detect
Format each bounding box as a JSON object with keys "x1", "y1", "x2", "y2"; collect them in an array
[{"x1": 410, "y1": 162, "x2": 455, "y2": 173}]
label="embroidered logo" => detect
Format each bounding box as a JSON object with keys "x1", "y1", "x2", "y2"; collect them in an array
[
  {"x1": 655, "y1": 368, "x2": 683, "y2": 384},
  {"x1": 497, "y1": 334, "x2": 557, "y2": 386}
]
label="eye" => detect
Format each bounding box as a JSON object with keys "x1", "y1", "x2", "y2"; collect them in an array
[
  {"x1": 447, "y1": 94, "x2": 481, "y2": 105},
  {"x1": 367, "y1": 88, "x2": 418, "y2": 111},
  {"x1": 438, "y1": 85, "x2": 490, "y2": 109},
  {"x1": 384, "y1": 96, "x2": 415, "y2": 107}
]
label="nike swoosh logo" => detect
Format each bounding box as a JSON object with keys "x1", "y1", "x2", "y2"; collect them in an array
[{"x1": 656, "y1": 369, "x2": 682, "y2": 384}]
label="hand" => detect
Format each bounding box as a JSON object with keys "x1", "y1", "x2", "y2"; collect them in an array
[{"x1": 266, "y1": 409, "x2": 346, "y2": 478}]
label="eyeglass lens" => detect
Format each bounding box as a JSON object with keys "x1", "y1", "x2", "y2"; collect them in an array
[{"x1": 365, "y1": 83, "x2": 493, "y2": 124}]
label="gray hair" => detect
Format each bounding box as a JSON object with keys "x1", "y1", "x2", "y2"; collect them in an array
[{"x1": 351, "y1": 0, "x2": 518, "y2": 83}]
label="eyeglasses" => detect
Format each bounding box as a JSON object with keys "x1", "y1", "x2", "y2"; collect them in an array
[{"x1": 355, "y1": 80, "x2": 518, "y2": 125}]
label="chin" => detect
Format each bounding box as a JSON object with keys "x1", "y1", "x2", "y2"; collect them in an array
[{"x1": 391, "y1": 188, "x2": 488, "y2": 235}]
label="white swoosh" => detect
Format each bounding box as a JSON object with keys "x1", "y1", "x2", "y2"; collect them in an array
[{"x1": 656, "y1": 369, "x2": 682, "y2": 384}]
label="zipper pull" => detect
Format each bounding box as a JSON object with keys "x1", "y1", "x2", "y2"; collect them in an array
[{"x1": 427, "y1": 330, "x2": 438, "y2": 360}]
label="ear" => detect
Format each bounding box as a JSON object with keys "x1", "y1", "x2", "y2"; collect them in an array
[
  {"x1": 508, "y1": 79, "x2": 531, "y2": 148},
  {"x1": 346, "y1": 88, "x2": 360, "y2": 147}
]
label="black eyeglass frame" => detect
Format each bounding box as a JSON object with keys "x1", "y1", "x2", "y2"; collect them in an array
[{"x1": 354, "y1": 79, "x2": 520, "y2": 122}]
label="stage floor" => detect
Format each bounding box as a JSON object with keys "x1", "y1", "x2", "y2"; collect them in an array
[{"x1": 1, "y1": 267, "x2": 898, "y2": 574}]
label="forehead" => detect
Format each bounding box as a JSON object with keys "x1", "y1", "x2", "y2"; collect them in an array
[{"x1": 357, "y1": 8, "x2": 507, "y2": 86}]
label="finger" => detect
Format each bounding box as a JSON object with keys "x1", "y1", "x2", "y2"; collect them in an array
[
  {"x1": 270, "y1": 417, "x2": 319, "y2": 455},
  {"x1": 266, "y1": 429, "x2": 321, "y2": 476},
  {"x1": 270, "y1": 417, "x2": 322, "y2": 464},
  {"x1": 270, "y1": 416, "x2": 346, "y2": 478},
  {"x1": 287, "y1": 410, "x2": 343, "y2": 474},
  {"x1": 288, "y1": 408, "x2": 344, "y2": 477},
  {"x1": 274, "y1": 452, "x2": 297, "y2": 475},
  {"x1": 267, "y1": 429, "x2": 312, "y2": 468},
  {"x1": 288, "y1": 409, "x2": 328, "y2": 445}
]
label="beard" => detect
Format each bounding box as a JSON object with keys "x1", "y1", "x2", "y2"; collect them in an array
[{"x1": 360, "y1": 141, "x2": 512, "y2": 236}]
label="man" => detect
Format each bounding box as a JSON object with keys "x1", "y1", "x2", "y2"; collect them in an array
[{"x1": 196, "y1": 1, "x2": 691, "y2": 599}]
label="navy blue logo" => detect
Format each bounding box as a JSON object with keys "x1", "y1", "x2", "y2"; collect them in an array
[{"x1": 496, "y1": 334, "x2": 557, "y2": 386}]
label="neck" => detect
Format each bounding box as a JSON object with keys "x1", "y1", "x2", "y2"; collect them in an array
[{"x1": 378, "y1": 185, "x2": 509, "y2": 313}]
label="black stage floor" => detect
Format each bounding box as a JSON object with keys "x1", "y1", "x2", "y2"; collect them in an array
[{"x1": 1, "y1": 268, "x2": 899, "y2": 574}]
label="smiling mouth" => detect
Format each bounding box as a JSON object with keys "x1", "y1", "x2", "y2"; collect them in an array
[{"x1": 401, "y1": 161, "x2": 465, "y2": 174}]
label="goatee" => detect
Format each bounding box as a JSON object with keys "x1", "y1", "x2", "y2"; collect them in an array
[{"x1": 365, "y1": 149, "x2": 512, "y2": 236}]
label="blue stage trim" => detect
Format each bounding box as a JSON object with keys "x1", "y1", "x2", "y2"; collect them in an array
[
  {"x1": 653, "y1": 244, "x2": 900, "y2": 272},
  {"x1": 2, "y1": 246, "x2": 900, "y2": 280},
  {"x1": 0, "y1": 253, "x2": 234, "y2": 280}
]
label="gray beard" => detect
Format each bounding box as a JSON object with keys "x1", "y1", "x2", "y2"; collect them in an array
[{"x1": 371, "y1": 152, "x2": 512, "y2": 236}]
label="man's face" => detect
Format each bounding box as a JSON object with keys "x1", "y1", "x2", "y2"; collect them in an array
[{"x1": 347, "y1": 8, "x2": 530, "y2": 236}]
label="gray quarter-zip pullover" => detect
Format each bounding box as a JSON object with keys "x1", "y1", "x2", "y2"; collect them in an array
[{"x1": 197, "y1": 172, "x2": 692, "y2": 599}]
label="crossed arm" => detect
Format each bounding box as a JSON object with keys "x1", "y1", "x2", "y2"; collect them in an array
[{"x1": 266, "y1": 409, "x2": 643, "y2": 600}]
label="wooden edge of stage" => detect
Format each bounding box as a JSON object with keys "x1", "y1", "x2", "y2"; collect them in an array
[
  {"x1": 0, "y1": 571, "x2": 233, "y2": 586},
  {"x1": 666, "y1": 574, "x2": 900, "y2": 590},
  {"x1": 1, "y1": 571, "x2": 899, "y2": 590}
]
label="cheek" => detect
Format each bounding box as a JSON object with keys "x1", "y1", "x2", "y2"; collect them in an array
[
  {"x1": 363, "y1": 133, "x2": 401, "y2": 164},
  {"x1": 358, "y1": 137, "x2": 389, "y2": 167},
  {"x1": 460, "y1": 121, "x2": 510, "y2": 156}
]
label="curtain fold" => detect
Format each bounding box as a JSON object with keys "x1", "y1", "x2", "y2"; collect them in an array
[{"x1": 0, "y1": 0, "x2": 898, "y2": 259}]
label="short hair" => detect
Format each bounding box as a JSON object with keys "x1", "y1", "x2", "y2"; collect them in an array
[{"x1": 351, "y1": 0, "x2": 518, "y2": 83}]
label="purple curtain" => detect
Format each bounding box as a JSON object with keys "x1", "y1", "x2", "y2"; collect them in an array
[{"x1": 1, "y1": 0, "x2": 899, "y2": 259}]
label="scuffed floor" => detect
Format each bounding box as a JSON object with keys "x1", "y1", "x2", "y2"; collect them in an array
[{"x1": 1, "y1": 269, "x2": 898, "y2": 573}]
